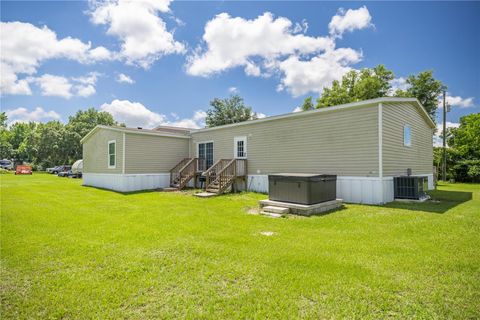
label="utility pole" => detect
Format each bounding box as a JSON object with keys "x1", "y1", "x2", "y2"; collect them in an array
[{"x1": 442, "y1": 90, "x2": 447, "y2": 182}]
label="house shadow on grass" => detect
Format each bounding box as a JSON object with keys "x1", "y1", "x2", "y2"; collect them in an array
[
  {"x1": 82, "y1": 185, "x2": 202, "y2": 196},
  {"x1": 381, "y1": 189, "x2": 472, "y2": 214}
]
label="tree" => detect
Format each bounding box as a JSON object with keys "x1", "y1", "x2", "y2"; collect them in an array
[
  {"x1": 206, "y1": 95, "x2": 257, "y2": 127},
  {"x1": 33, "y1": 121, "x2": 67, "y2": 168},
  {"x1": 65, "y1": 108, "x2": 118, "y2": 160},
  {"x1": 0, "y1": 113, "x2": 12, "y2": 159},
  {"x1": 0, "y1": 112, "x2": 7, "y2": 128},
  {"x1": 316, "y1": 65, "x2": 394, "y2": 108},
  {"x1": 299, "y1": 96, "x2": 315, "y2": 111},
  {"x1": 9, "y1": 122, "x2": 37, "y2": 163},
  {"x1": 435, "y1": 113, "x2": 480, "y2": 182},
  {"x1": 447, "y1": 113, "x2": 480, "y2": 160},
  {"x1": 394, "y1": 70, "x2": 444, "y2": 120}
]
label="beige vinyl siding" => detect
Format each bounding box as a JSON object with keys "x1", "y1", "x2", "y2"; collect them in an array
[
  {"x1": 83, "y1": 129, "x2": 124, "y2": 173},
  {"x1": 191, "y1": 104, "x2": 379, "y2": 176},
  {"x1": 382, "y1": 102, "x2": 434, "y2": 176},
  {"x1": 124, "y1": 133, "x2": 189, "y2": 174}
]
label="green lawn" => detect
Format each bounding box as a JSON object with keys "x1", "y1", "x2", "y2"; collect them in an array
[{"x1": 1, "y1": 174, "x2": 479, "y2": 319}]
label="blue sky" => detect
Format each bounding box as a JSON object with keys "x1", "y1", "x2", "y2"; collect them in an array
[{"x1": 1, "y1": 1, "x2": 479, "y2": 131}]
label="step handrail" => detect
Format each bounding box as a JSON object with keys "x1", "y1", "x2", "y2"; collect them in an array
[
  {"x1": 170, "y1": 158, "x2": 191, "y2": 186},
  {"x1": 204, "y1": 159, "x2": 231, "y2": 187},
  {"x1": 177, "y1": 158, "x2": 198, "y2": 189},
  {"x1": 206, "y1": 159, "x2": 237, "y2": 193}
]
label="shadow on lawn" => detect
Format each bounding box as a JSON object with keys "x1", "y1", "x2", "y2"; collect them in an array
[
  {"x1": 382, "y1": 189, "x2": 473, "y2": 214},
  {"x1": 82, "y1": 185, "x2": 203, "y2": 196}
]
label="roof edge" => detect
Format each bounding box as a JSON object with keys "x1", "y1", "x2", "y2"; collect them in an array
[
  {"x1": 80, "y1": 125, "x2": 191, "y2": 144},
  {"x1": 192, "y1": 97, "x2": 435, "y2": 133}
]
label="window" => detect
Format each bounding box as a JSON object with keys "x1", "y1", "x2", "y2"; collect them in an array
[
  {"x1": 403, "y1": 125, "x2": 411, "y2": 147},
  {"x1": 108, "y1": 140, "x2": 116, "y2": 168},
  {"x1": 234, "y1": 136, "x2": 247, "y2": 159}
]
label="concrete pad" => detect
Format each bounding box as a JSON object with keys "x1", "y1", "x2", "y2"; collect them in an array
[
  {"x1": 260, "y1": 212, "x2": 283, "y2": 218},
  {"x1": 161, "y1": 187, "x2": 179, "y2": 192},
  {"x1": 259, "y1": 199, "x2": 343, "y2": 216},
  {"x1": 194, "y1": 192, "x2": 217, "y2": 198},
  {"x1": 262, "y1": 206, "x2": 290, "y2": 214},
  {"x1": 260, "y1": 231, "x2": 275, "y2": 236}
]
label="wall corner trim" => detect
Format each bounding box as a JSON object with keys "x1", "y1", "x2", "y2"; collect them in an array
[
  {"x1": 122, "y1": 132, "x2": 126, "y2": 174},
  {"x1": 378, "y1": 102, "x2": 383, "y2": 179}
]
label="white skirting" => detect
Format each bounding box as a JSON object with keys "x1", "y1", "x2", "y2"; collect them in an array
[
  {"x1": 83, "y1": 173, "x2": 170, "y2": 192},
  {"x1": 247, "y1": 174, "x2": 433, "y2": 204},
  {"x1": 84, "y1": 172, "x2": 434, "y2": 204}
]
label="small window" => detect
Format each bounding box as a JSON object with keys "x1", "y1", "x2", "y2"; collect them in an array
[
  {"x1": 234, "y1": 137, "x2": 247, "y2": 159},
  {"x1": 108, "y1": 140, "x2": 116, "y2": 168},
  {"x1": 403, "y1": 125, "x2": 411, "y2": 147}
]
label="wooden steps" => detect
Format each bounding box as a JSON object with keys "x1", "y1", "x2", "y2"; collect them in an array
[{"x1": 169, "y1": 158, "x2": 198, "y2": 190}]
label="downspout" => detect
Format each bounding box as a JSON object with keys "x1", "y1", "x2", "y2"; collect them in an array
[
  {"x1": 122, "y1": 133, "x2": 126, "y2": 174},
  {"x1": 378, "y1": 102, "x2": 384, "y2": 203}
]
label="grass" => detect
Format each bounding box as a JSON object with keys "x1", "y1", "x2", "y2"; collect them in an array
[{"x1": 1, "y1": 174, "x2": 479, "y2": 319}]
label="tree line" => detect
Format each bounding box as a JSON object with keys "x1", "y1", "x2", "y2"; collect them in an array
[
  {"x1": 434, "y1": 113, "x2": 480, "y2": 182},
  {"x1": 0, "y1": 109, "x2": 120, "y2": 169},
  {"x1": 298, "y1": 65, "x2": 444, "y2": 122}
]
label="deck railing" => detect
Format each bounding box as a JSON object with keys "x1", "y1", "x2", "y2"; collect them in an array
[
  {"x1": 204, "y1": 159, "x2": 231, "y2": 187},
  {"x1": 205, "y1": 159, "x2": 247, "y2": 193},
  {"x1": 170, "y1": 158, "x2": 199, "y2": 189},
  {"x1": 169, "y1": 158, "x2": 191, "y2": 186}
]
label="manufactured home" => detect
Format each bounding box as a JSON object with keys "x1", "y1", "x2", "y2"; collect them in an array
[{"x1": 81, "y1": 97, "x2": 435, "y2": 204}]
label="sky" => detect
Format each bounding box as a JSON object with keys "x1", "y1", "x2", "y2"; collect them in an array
[{"x1": 1, "y1": 1, "x2": 479, "y2": 135}]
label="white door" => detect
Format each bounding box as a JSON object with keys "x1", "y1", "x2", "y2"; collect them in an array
[{"x1": 234, "y1": 136, "x2": 247, "y2": 159}]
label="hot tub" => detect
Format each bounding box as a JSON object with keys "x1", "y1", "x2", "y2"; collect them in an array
[{"x1": 268, "y1": 173, "x2": 337, "y2": 205}]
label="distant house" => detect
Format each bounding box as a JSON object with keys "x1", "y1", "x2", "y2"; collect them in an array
[{"x1": 81, "y1": 97, "x2": 435, "y2": 204}]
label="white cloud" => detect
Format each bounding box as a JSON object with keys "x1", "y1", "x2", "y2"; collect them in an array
[
  {"x1": 100, "y1": 99, "x2": 166, "y2": 128},
  {"x1": 116, "y1": 73, "x2": 135, "y2": 84},
  {"x1": 434, "y1": 121, "x2": 460, "y2": 147},
  {"x1": 187, "y1": 9, "x2": 372, "y2": 96},
  {"x1": 31, "y1": 72, "x2": 99, "y2": 99},
  {"x1": 33, "y1": 74, "x2": 73, "y2": 99},
  {"x1": 278, "y1": 48, "x2": 362, "y2": 96},
  {"x1": 228, "y1": 86, "x2": 239, "y2": 94},
  {"x1": 293, "y1": 106, "x2": 302, "y2": 113},
  {"x1": 328, "y1": 6, "x2": 373, "y2": 38},
  {"x1": 5, "y1": 107, "x2": 61, "y2": 124},
  {"x1": 89, "y1": 0, "x2": 185, "y2": 69},
  {"x1": 100, "y1": 99, "x2": 206, "y2": 129},
  {"x1": 186, "y1": 12, "x2": 334, "y2": 77},
  {"x1": 445, "y1": 95, "x2": 475, "y2": 108},
  {"x1": 165, "y1": 110, "x2": 206, "y2": 129},
  {"x1": 292, "y1": 19, "x2": 308, "y2": 34},
  {"x1": 389, "y1": 77, "x2": 409, "y2": 94},
  {"x1": 72, "y1": 72, "x2": 99, "y2": 97},
  {"x1": 256, "y1": 112, "x2": 267, "y2": 119},
  {"x1": 0, "y1": 21, "x2": 111, "y2": 96}
]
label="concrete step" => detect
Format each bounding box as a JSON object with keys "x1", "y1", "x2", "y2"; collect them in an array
[
  {"x1": 206, "y1": 189, "x2": 219, "y2": 193},
  {"x1": 260, "y1": 212, "x2": 283, "y2": 218},
  {"x1": 262, "y1": 206, "x2": 290, "y2": 214}
]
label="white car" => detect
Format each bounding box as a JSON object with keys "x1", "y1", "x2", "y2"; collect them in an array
[{"x1": 0, "y1": 159, "x2": 13, "y2": 170}]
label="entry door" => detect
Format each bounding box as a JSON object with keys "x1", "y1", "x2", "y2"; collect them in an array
[
  {"x1": 198, "y1": 142, "x2": 214, "y2": 169},
  {"x1": 234, "y1": 136, "x2": 247, "y2": 159}
]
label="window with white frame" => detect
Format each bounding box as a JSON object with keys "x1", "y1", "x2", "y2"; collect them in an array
[
  {"x1": 234, "y1": 136, "x2": 247, "y2": 158},
  {"x1": 403, "y1": 125, "x2": 411, "y2": 147},
  {"x1": 108, "y1": 140, "x2": 116, "y2": 168}
]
